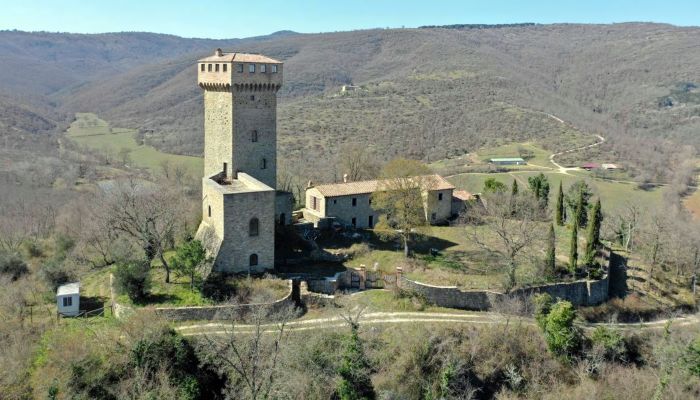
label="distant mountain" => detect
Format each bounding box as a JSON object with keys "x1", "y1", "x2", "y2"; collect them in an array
[{"x1": 1, "y1": 24, "x2": 699, "y2": 182}]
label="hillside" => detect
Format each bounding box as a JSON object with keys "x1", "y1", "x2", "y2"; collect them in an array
[
  {"x1": 59, "y1": 24, "x2": 700, "y2": 183},
  {"x1": 0, "y1": 30, "x2": 295, "y2": 139},
  {"x1": 1, "y1": 24, "x2": 700, "y2": 182}
]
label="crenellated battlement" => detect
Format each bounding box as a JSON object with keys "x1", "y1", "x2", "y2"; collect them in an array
[{"x1": 197, "y1": 48, "x2": 283, "y2": 90}]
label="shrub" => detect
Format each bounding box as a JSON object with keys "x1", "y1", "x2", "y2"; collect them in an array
[
  {"x1": 683, "y1": 337, "x2": 700, "y2": 377},
  {"x1": 336, "y1": 327, "x2": 376, "y2": 400},
  {"x1": 54, "y1": 234, "x2": 75, "y2": 258},
  {"x1": 130, "y1": 328, "x2": 223, "y2": 399},
  {"x1": 347, "y1": 242, "x2": 370, "y2": 259},
  {"x1": 114, "y1": 260, "x2": 151, "y2": 302},
  {"x1": 0, "y1": 252, "x2": 29, "y2": 280},
  {"x1": 533, "y1": 293, "x2": 553, "y2": 328},
  {"x1": 590, "y1": 326, "x2": 626, "y2": 362},
  {"x1": 22, "y1": 241, "x2": 43, "y2": 258},
  {"x1": 40, "y1": 258, "x2": 73, "y2": 291},
  {"x1": 539, "y1": 300, "x2": 582, "y2": 359}
]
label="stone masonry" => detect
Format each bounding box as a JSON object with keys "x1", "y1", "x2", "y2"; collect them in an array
[{"x1": 195, "y1": 49, "x2": 286, "y2": 273}]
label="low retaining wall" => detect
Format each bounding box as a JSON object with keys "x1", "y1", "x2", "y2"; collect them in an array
[
  {"x1": 400, "y1": 273, "x2": 610, "y2": 310},
  {"x1": 305, "y1": 266, "x2": 396, "y2": 294},
  {"x1": 153, "y1": 280, "x2": 299, "y2": 321},
  {"x1": 110, "y1": 275, "x2": 300, "y2": 321},
  {"x1": 399, "y1": 278, "x2": 502, "y2": 310}
]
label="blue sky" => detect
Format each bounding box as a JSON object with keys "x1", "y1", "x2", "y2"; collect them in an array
[{"x1": 1, "y1": 0, "x2": 698, "y2": 39}]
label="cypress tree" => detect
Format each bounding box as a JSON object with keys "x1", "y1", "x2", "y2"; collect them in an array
[
  {"x1": 510, "y1": 179, "x2": 519, "y2": 216},
  {"x1": 574, "y1": 187, "x2": 585, "y2": 228},
  {"x1": 545, "y1": 223, "x2": 556, "y2": 279},
  {"x1": 336, "y1": 324, "x2": 376, "y2": 400},
  {"x1": 555, "y1": 181, "x2": 564, "y2": 226},
  {"x1": 569, "y1": 221, "x2": 578, "y2": 272},
  {"x1": 583, "y1": 199, "x2": 602, "y2": 266}
]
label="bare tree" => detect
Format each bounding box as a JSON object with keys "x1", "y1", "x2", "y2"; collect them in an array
[
  {"x1": 159, "y1": 159, "x2": 172, "y2": 180},
  {"x1": 639, "y1": 212, "x2": 668, "y2": 287},
  {"x1": 339, "y1": 143, "x2": 379, "y2": 182},
  {"x1": 104, "y1": 179, "x2": 183, "y2": 282},
  {"x1": 606, "y1": 203, "x2": 640, "y2": 251},
  {"x1": 468, "y1": 192, "x2": 544, "y2": 291},
  {"x1": 197, "y1": 303, "x2": 296, "y2": 400},
  {"x1": 372, "y1": 159, "x2": 434, "y2": 257}
]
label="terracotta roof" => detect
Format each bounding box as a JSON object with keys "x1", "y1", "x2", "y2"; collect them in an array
[
  {"x1": 452, "y1": 190, "x2": 475, "y2": 201},
  {"x1": 312, "y1": 174, "x2": 455, "y2": 197},
  {"x1": 198, "y1": 51, "x2": 281, "y2": 63}
]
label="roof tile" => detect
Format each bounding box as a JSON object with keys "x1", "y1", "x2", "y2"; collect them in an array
[{"x1": 312, "y1": 174, "x2": 455, "y2": 197}]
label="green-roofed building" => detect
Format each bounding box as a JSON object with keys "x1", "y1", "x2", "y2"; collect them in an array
[{"x1": 489, "y1": 157, "x2": 526, "y2": 165}]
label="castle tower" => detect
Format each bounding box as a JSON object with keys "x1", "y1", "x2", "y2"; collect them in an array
[
  {"x1": 195, "y1": 49, "x2": 288, "y2": 274},
  {"x1": 198, "y1": 48, "x2": 282, "y2": 187}
]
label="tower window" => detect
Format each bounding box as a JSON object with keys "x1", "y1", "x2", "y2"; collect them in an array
[
  {"x1": 236, "y1": 63, "x2": 244, "y2": 73},
  {"x1": 208, "y1": 205, "x2": 211, "y2": 217},
  {"x1": 223, "y1": 64, "x2": 227, "y2": 72},
  {"x1": 249, "y1": 253, "x2": 258, "y2": 266},
  {"x1": 248, "y1": 64, "x2": 255, "y2": 73},
  {"x1": 260, "y1": 64, "x2": 267, "y2": 73},
  {"x1": 200, "y1": 64, "x2": 205, "y2": 72},
  {"x1": 352, "y1": 198, "x2": 357, "y2": 207},
  {"x1": 208, "y1": 64, "x2": 212, "y2": 72},
  {"x1": 249, "y1": 218, "x2": 259, "y2": 237},
  {"x1": 271, "y1": 65, "x2": 278, "y2": 73},
  {"x1": 351, "y1": 217, "x2": 357, "y2": 227},
  {"x1": 260, "y1": 158, "x2": 267, "y2": 169},
  {"x1": 438, "y1": 193, "x2": 443, "y2": 201},
  {"x1": 251, "y1": 130, "x2": 258, "y2": 142},
  {"x1": 215, "y1": 64, "x2": 219, "y2": 72},
  {"x1": 250, "y1": 95, "x2": 255, "y2": 101}
]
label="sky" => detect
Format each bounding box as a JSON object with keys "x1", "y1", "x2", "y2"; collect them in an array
[{"x1": 0, "y1": 0, "x2": 698, "y2": 39}]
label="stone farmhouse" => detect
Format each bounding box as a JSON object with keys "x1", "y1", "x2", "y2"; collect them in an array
[
  {"x1": 195, "y1": 49, "x2": 292, "y2": 274},
  {"x1": 303, "y1": 174, "x2": 458, "y2": 229}
]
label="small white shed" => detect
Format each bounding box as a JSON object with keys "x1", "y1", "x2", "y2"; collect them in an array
[{"x1": 57, "y1": 282, "x2": 80, "y2": 317}]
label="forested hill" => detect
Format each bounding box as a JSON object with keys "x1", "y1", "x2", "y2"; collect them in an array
[{"x1": 1, "y1": 24, "x2": 699, "y2": 182}]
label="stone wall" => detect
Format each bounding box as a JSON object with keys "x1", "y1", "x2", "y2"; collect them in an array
[
  {"x1": 110, "y1": 275, "x2": 299, "y2": 321},
  {"x1": 305, "y1": 266, "x2": 395, "y2": 294},
  {"x1": 400, "y1": 274, "x2": 610, "y2": 310}
]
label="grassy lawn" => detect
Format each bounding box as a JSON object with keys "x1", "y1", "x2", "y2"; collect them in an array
[
  {"x1": 448, "y1": 170, "x2": 664, "y2": 214},
  {"x1": 331, "y1": 225, "x2": 580, "y2": 291},
  {"x1": 429, "y1": 142, "x2": 555, "y2": 175},
  {"x1": 476, "y1": 142, "x2": 552, "y2": 167},
  {"x1": 66, "y1": 113, "x2": 202, "y2": 177}
]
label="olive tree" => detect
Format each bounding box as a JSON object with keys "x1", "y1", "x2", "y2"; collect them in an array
[{"x1": 371, "y1": 158, "x2": 433, "y2": 257}]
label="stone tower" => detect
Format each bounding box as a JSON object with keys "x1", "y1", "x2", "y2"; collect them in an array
[
  {"x1": 198, "y1": 48, "x2": 282, "y2": 187},
  {"x1": 195, "y1": 49, "x2": 290, "y2": 274}
]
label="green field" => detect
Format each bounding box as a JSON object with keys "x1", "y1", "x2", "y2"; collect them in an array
[
  {"x1": 339, "y1": 224, "x2": 582, "y2": 291},
  {"x1": 66, "y1": 113, "x2": 202, "y2": 177},
  {"x1": 447, "y1": 170, "x2": 664, "y2": 214},
  {"x1": 429, "y1": 142, "x2": 554, "y2": 173}
]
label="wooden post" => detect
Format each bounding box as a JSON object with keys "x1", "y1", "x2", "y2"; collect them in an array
[
  {"x1": 358, "y1": 265, "x2": 366, "y2": 290},
  {"x1": 396, "y1": 266, "x2": 403, "y2": 289}
]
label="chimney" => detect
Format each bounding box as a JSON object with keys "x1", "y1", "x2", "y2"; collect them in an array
[
  {"x1": 343, "y1": 173, "x2": 348, "y2": 183},
  {"x1": 215, "y1": 48, "x2": 223, "y2": 56}
]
